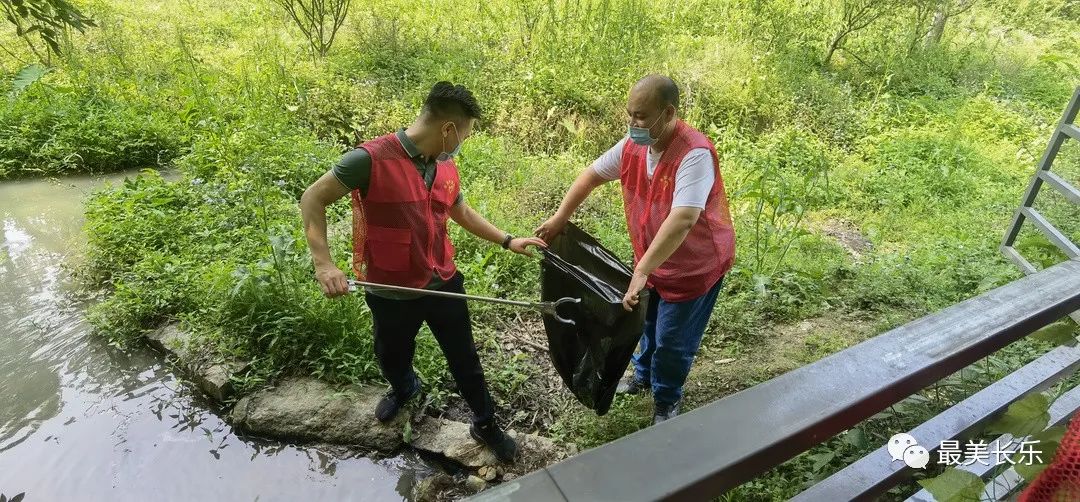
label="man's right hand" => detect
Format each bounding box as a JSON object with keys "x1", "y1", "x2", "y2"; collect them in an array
[
  {"x1": 316, "y1": 265, "x2": 350, "y2": 298},
  {"x1": 534, "y1": 214, "x2": 569, "y2": 241}
]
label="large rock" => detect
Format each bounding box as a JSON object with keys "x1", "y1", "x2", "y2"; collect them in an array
[
  {"x1": 146, "y1": 324, "x2": 192, "y2": 360},
  {"x1": 411, "y1": 417, "x2": 568, "y2": 472},
  {"x1": 192, "y1": 361, "x2": 247, "y2": 402},
  {"x1": 229, "y1": 377, "x2": 407, "y2": 451},
  {"x1": 412, "y1": 472, "x2": 457, "y2": 502},
  {"x1": 146, "y1": 324, "x2": 247, "y2": 402},
  {"x1": 464, "y1": 475, "x2": 487, "y2": 493}
]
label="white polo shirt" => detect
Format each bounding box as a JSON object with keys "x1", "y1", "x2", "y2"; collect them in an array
[{"x1": 591, "y1": 137, "x2": 715, "y2": 209}]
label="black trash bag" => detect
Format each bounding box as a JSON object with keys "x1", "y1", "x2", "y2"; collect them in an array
[{"x1": 540, "y1": 222, "x2": 649, "y2": 415}]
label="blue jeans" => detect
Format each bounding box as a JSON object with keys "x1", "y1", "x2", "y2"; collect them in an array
[{"x1": 633, "y1": 276, "x2": 724, "y2": 407}]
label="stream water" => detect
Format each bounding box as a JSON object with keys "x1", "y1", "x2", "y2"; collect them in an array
[{"x1": 0, "y1": 172, "x2": 428, "y2": 501}]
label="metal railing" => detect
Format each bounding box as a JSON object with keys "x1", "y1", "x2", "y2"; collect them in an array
[{"x1": 474, "y1": 261, "x2": 1080, "y2": 501}]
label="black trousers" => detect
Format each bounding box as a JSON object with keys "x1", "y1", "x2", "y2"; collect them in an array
[{"x1": 364, "y1": 272, "x2": 495, "y2": 423}]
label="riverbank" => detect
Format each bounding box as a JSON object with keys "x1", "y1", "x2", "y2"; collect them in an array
[{"x1": 140, "y1": 321, "x2": 571, "y2": 499}]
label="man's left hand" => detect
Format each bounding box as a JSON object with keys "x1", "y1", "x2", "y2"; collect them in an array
[
  {"x1": 509, "y1": 237, "x2": 547, "y2": 257},
  {"x1": 623, "y1": 271, "x2": 649, "y2": 311}
]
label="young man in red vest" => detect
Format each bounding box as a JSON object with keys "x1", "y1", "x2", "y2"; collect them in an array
[
  {"x1": 300, "y1": 82, "x2": 546, "y2": 462},
  {"x1": 536, "y1": 74, "x2": 735, "y2": 424}
]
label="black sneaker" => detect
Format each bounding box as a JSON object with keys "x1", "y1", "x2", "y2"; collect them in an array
[
  {"x1": 374, "y1": 379, "x2": 420, "y2": 423},
  {"x1": 616, "y1": 376, "x2": 648, "y2": 395},
  {"x1": 653, "y1": 401, "x2": 680, "y2": 425},
  {"x1": 469, "y1": 419, "x2": 518, "y2": 464}
]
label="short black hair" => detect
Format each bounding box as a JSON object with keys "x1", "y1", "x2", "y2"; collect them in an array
[{"x1": 422, "y1": 81, "x2": 482, "y2": 121}]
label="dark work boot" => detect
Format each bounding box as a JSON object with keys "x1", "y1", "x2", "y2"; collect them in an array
[
  {"x1": 653, "y1": 400, "x2": 680, "y2": 425},
  {"x1": 470, "y1": 418, "x2": 519, "y2": 463},
  {"x1": 616, "y1": 376, "x2": 649, "y2": 395},
  {"x1": 374, "y1": 377, "x2": 420, "y2": 423}
]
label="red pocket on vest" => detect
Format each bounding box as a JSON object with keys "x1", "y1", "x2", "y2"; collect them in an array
[{"x1": 366, "y1": 225, "x2": 413, "y2": 272}]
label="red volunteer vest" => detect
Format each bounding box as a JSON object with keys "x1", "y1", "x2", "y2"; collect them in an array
[
  {"x1": 620, "y1": 120, "x2": 736, "y2": 302},
  {"x1": 350, "y1": 133, "x2": 460, "y2": 287}
]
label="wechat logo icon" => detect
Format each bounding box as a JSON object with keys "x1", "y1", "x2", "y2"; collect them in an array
[{"x1": 888, "y1": 433, "x2": 929, "y2": 469}]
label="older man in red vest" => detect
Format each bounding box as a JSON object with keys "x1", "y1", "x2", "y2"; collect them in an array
[
  {"x1": 300, "y1": 82, "x2": 545, "y2": 462},
  {"x1": 536, "y1": 74, "x2": 735, "y2": 424}
]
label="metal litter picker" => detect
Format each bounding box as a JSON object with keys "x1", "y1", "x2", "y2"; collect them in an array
[{"x1": 346, "y1": 280, "x2": 581, "y2": 325}]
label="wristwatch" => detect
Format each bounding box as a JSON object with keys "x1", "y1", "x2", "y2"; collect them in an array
[{"x1": 501, "y1": 233, "x2": 514, "y2": 250}]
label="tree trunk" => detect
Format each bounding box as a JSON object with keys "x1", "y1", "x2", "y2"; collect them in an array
[
  {"x1": 924, "y1": 1, "x2": 949, "y2": 48},
  {"x1": 823, "y1": 32, "x2": 844, "y2": 66}
]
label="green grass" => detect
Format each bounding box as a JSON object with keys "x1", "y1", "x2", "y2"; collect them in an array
[{"x1": 3, "y1": 0, "x2": 1079, "y2": 498}]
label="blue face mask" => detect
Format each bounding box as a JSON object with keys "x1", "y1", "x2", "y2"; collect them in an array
[
  {"x1": 628, "y1": 114, "x2": 664, "y2": 146},
  {"x1": 437, "y1": 123, "x2": 463, "y2": 162}
]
